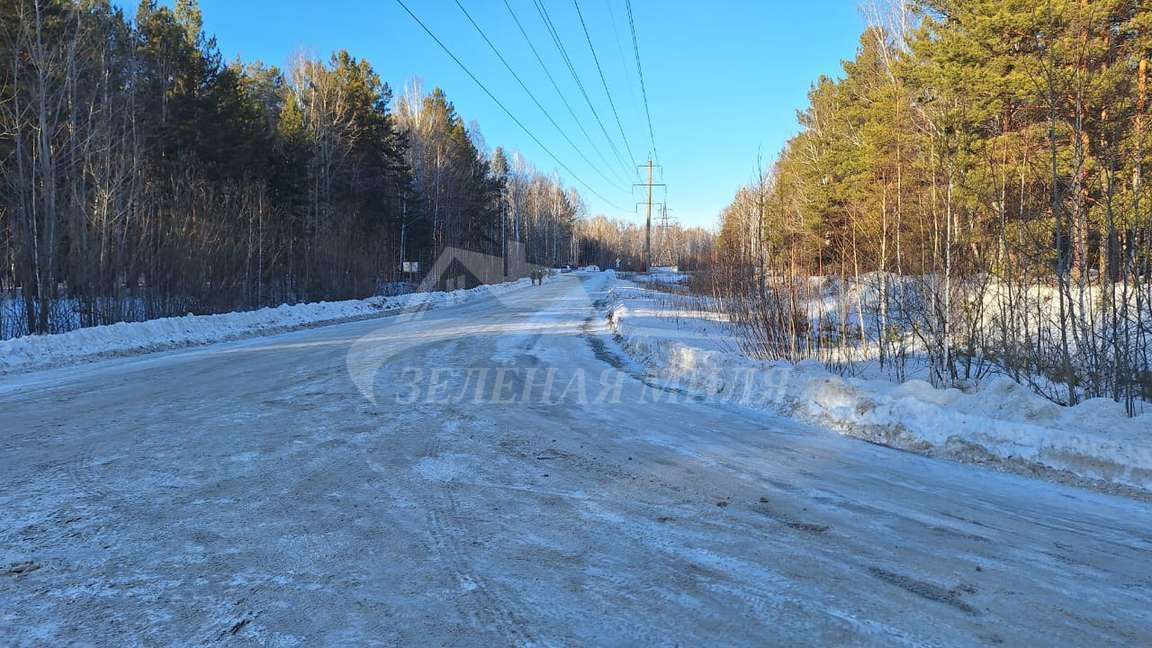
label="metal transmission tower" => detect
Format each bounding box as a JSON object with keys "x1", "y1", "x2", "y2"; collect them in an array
[
  {"x1": 633, "y1": 159, "x2": 665, "y2": 270},
  {"x1": 655, "y1": 204, "x2": 679, "y2": 267}
]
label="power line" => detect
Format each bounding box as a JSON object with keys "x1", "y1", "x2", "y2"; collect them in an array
[
  {"x1": 604, "y1": 0, "x2": 643, "y2": 120},
  {"x1": 572, "y1": 0, "x2": 638, "y2": 171},
  {"x1": 393, "y1": 0, "x2": 622, "y2": 210},
  {"x1": 500, "y1": 0, "x2": 628, "y2": 186},
  {"x1": 452, "y1": 0, "x2": 627, "y2": 194},
  {"x1": 626, "y1": 0, "x2": 659, "y2": 165},
  {"x1": 532, "y1": 0, "x2": 635, "y2": 181}
]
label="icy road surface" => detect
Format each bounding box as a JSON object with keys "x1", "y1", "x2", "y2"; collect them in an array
[{"x1": 2, "y1": 273, "x2": 1151, "y2": 645}]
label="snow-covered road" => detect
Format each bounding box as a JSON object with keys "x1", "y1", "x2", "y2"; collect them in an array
[{"x1": 2, "y1": 273, "x2": 1151, "y2": 645}]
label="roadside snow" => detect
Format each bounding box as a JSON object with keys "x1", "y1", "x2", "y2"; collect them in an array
[
  {"x1": 0, "y1": 279, "x2": 530, "y2": 373},
  {"x1": 605, "y1": 281, "x2": 1152, "y2": 491},
  {"x1": 634, "y1": 268, "x2": 689, "y2": 285}
]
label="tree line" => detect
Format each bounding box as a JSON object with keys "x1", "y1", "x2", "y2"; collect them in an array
[
  {"x1": 579, "y1": 214, "x2": 713, "y2": 271},
  {"x1": 0, "y1": 0, "x2": 658, "y2": 339},
  {"x1": 714, "y1": 0, "x2": 1151, "y2": 412}
]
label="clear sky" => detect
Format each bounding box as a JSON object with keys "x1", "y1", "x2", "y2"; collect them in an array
[{"x1": 129, "y1": 1, "x2": 866, "y2": 229}]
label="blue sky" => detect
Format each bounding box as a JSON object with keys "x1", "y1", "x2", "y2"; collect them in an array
[{"x1": 131, "y1": 1, "x2": 865, "y2": 228}]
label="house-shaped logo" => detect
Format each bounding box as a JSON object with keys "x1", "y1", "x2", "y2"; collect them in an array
[{"x1": 416, "y1": 242, "x2": 539, "y2": 293}]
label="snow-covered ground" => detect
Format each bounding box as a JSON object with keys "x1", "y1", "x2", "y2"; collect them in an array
[
  {"x1": 606, "y1": 279, "x2": 1152, "y2": 493},
  {"x1": 632, "y1": 267, "x2": 690, "y2": 287},
  {"x1": 0, "y1": 279, "x2": 530, "y2": 373},
  {"x1": 710, "y1": 272, "x2": 1152, "y2": 404},
  {"x1": 3, "y1": 272, "x2": 1152, "y2": 644}
]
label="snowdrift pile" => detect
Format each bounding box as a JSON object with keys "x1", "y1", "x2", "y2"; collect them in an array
[
  {"x1": 607, "y1": 283, "x2": 1152, "y2": 491},
  {"x1": 1, "y1": 279, "x2": 530, "y2": 373}
]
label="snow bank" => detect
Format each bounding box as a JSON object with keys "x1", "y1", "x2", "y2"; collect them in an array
[
  {"x1": 0, "y1": 279, "x2": 530, "y2": 373},
  {"x1": 635, "y1": 269, "x2": 689, "y2": 285},
  {"x1": 606, "y1": 284, "x2": 1152, "y2": 491}
]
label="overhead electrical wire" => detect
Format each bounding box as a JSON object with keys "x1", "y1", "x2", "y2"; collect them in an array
[
  {"x1": 531, "y1": 0, "x2": 635, "y2": 181},
  {"x1": 452, "y1": 0, "x2": 628, "y2": 194},
  {"x1": 393, "y1": 0, "x2": 623, "y2": 210},
  {"x1": 625, "y1": 0, "x2": 659, "y2": 165},
  {"x1": 604, "y1": 0, "x2": 643, "y2": 122},
  {"x1": 500, "y1": 0, "x2": 628, "y2": 186},
  {"x1": 571, "y1": 0, "x2": 638, "y2": 171}
]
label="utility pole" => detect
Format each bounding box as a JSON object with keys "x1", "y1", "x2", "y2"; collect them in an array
[
  {"x1": 500, "y1": 192, "x2": 507, "y2": 278},
  {"x1": 645, "y1": 159, "x2": 653, "y2": 270},
  {"x1": 633, "y1": 159, "x2": 665, "y2": 271}
]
